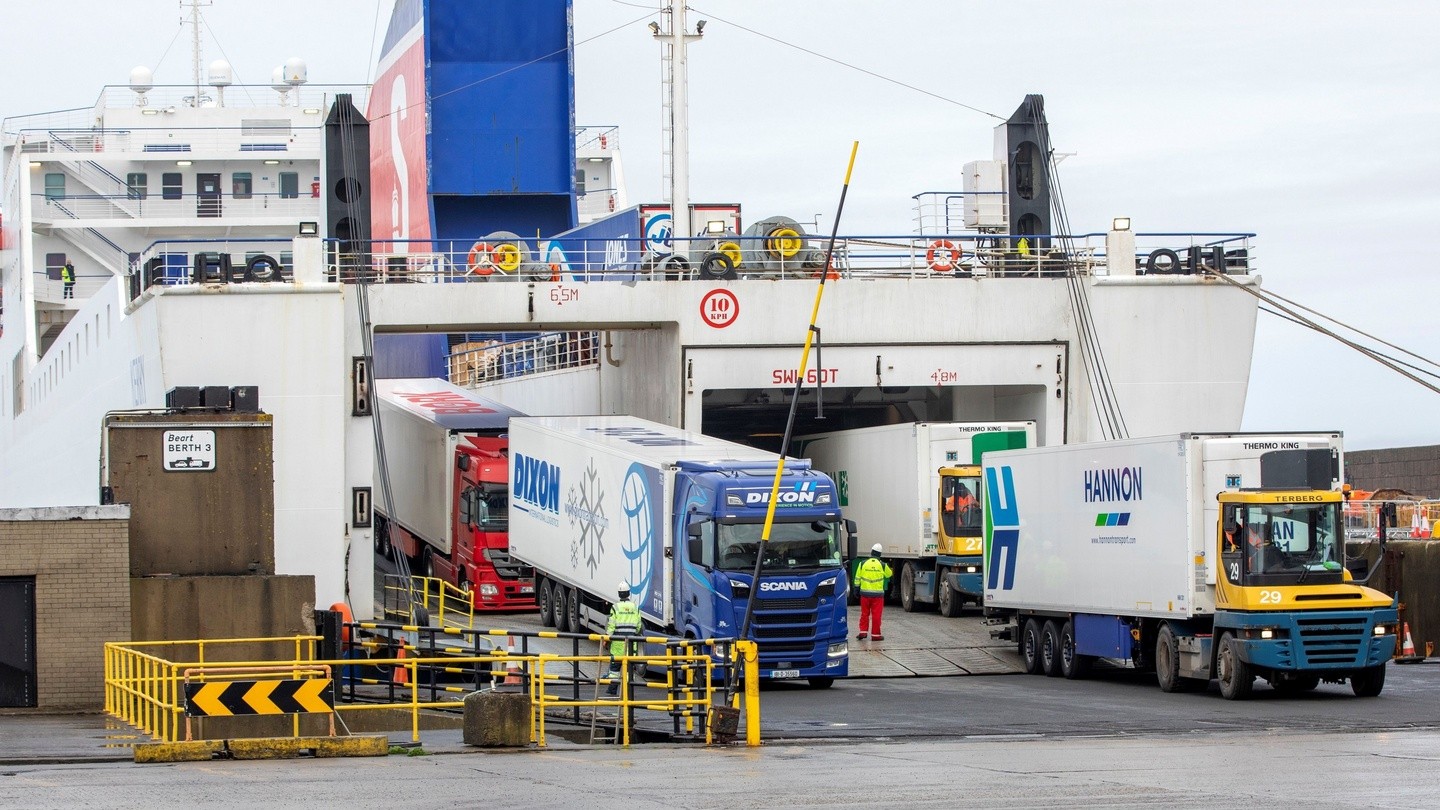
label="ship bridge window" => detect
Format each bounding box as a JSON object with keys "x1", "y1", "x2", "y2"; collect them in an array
[
  {"x1": 44, "y1": 173, "x2": 65, "y2": 200},
  {"x1": 126, "y1": 173, "x2": 148, "y2": 200},
  {"x1": 162, "y1": 173, "x2": 182, "y2": 201},
  {"x1": 279, "y1": 172, "x2": 299, "y2": 199},
  {"x1": 232, "y1": 172, "x2": 252, "y2": 200}
]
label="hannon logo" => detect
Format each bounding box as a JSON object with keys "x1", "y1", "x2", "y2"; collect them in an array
[{"x1": 1083, "y1": 467, "x2": 1143, "y2": 503}]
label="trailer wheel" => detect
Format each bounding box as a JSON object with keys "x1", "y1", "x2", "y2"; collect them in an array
[
  {"x1": 1350, "y1": 664, "x2": 1385, "y2": 697},
  {"x1": 1020, "y1": 618, "x2": 1043, "y2": 674},
  {"x1": 537, "y1": 577, "x2": 556, "y2": 627},
  {"x1": 1059, "y1": 620, "x2": 1091, "y2": 680},
  {"x1": 566, "y1": 586, "x2": 582, "y2": 633},
  {"x1": 1155, "y1": 624, "x2": 1200, "y2": 693},
  {"x1": 899, "y1": 562, "x2": 919, "y2": 612},
  {"x1": 1216, "y1": 632, "x2": 1254, "y2": 700},
  {"x1": 1040, "y1": 620, "x2": 1063, "y2": 677},
  {"x1": 938, "y1": 579, "x2": 963, "y2": 618},
  {"x1": 375, "y1": 518, "x2": 393, "y2": 561}
]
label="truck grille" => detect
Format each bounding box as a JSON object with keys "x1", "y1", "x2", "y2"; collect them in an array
[
  {"x1": 1296, "y1": 615, "x2": 1368, "y2": 665},
  {"x1": 754, "y1": 596, "x2": 817, "y2": 611}
]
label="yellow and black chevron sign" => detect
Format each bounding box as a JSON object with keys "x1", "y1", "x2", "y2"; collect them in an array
[{"x1": 184, "y1": 679, "x2": 334, "y2": 717}]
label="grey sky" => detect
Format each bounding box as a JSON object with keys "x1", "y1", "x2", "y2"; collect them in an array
[{"x1": 3, "y1": 1, "x2": 1436, "y2": 450}]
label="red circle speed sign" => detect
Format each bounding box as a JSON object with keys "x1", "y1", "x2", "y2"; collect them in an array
[{"x1": 699, "y1": 289, "x2": 739, "y2": 329}]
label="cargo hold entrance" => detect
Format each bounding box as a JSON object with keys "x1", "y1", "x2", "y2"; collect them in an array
[{"x1": 683, "y1": 344, "x2": 1067, "y2": 452}]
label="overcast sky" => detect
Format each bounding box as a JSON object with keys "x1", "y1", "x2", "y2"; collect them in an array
[{"x1": 2, "y1": 1, "x2": 1437, "y2": 451}]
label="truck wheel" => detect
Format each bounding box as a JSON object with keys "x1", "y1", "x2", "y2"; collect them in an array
[
  {"x1": 807, "y1": 677, "x2": 835, "y2": 689},
  {"x1": 1350, "y1": 664, "x2": 1385, "y2": 697},
  {"x1": 1059, "y1": 620, "x2": 1091, "y2": 680},
  {"x1": 1216, "y1": 632, "x2": 1254, "y2": 700},
  {"x1": 900, "y1": 562, "x2": 918, "y2": 613},
  {"x1": 553, "y1": 582, "x2": 571, "y2": 633},
  {"x1": 1040, "y1": 620, "x2": 1062, "y2": 677},
  {"x1": 566, "y1": 586, "x2": 582, "y2": 633},
  {"x1": 421, "y1": 548, "x2": 436, "y2": 582},
  {"x1": 375, "y1": 520, "x2": 393, "y2": 561},
  {"x1": 1155, "y1": 624, "x2": 1195, "y2": 693},
  {"x1": 537, "y1": 577, "x2": 556, "y2": 627},
  {"x1": 1020, "y1": 618, "x2": 1043, "y2": 674},
  {"x1": 938, "y1": 579, "x2": 963, "y2": 618}
]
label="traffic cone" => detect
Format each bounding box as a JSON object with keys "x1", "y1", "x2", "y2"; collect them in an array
[
  {"x1": 1400, "y1": 623, "x2": 1417, "y2": 658},
  {"x1": 393, "y1": 643, "x2": 409, "y2": 685},
  {"x1": 502, "y1": 635, "x2": 522, "y2": 687}
]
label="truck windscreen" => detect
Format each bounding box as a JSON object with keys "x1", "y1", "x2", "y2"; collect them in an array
[
  {"x1": 717, "y1": 521, "x2": 843, "y2": 572},
  {"x1": 1224, "y1": 501, "x2": 1343, "y2": 584}
]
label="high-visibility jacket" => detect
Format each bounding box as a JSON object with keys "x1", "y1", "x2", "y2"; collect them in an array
[
  {"x1": 607, "y1": 599, "x2": 642, "y2": 656},
  {"x1": 61, "y1": 264, "x2": 75, "y2": 282},
  {"x1": 854, "y1": 557, "x2": 892, "y2": 597}
]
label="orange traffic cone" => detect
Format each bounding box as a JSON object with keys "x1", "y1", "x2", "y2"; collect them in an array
[
  {"x1": 1400, "y1": 623, "x2": 1417, "y2": 658},
  {"x1": 502, "y1": 636, "x2": 522, "y2": 687},
  {"x1": 393, "y1": 643, "x2": 409, "y2": 685}
]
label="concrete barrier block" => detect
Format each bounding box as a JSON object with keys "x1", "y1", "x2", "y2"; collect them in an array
[
  {"x1": 462, "y1": 690, "x2": 530, "y2": 747},
  {"x1": 134, "y1": 740, "x2": 225, "y2": 763}
]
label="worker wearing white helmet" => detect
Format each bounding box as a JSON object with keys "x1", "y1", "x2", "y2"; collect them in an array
[
  {"x1": 605, "y1": 581, "x2": 642, "y2": 696},
  {"x1": 853, "y1": 543, "x2": 892, "y2": 642}
]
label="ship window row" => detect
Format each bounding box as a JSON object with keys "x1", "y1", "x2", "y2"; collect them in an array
[{"x1": 122, "y1": 172, "x2": 301, "y2": 200}]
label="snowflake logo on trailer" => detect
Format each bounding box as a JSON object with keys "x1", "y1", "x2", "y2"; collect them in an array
[
  {"x1": 644, "y1": 213, "x2": 673, "y2": 255},
  {"x1": 621, "y1": 463, "x2": 653, "y2": 602}
]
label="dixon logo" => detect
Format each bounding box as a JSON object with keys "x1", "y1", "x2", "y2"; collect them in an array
[
  {"x1": 745, "y1": 481, "x2": 819, "y2": 506},
  {"x1": 513, "y1": 453, "x2": 561, "y2": 513},
  {"x1": 759, "y1": 581, "x2": 808, "y2": 593}
]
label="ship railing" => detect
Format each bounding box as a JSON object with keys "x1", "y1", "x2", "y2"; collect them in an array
[
  {"x1": 576, "y1": 186, "x2": 622, "y2": 222},
  {"x1": 8, "y1": 125, "x2": 323, "y2": 156},
  {"x1": 31, "y1": 192, "x2": 318, "y2": 222},
  {"x1": 328, "y1": 232, "x2": 1253, "y2": 283},
  {"x1": 126, "y1": 238, "x2": 298, "y2": 298},
  {"x1": 447, "y1": 332, "x2": 601, "y2": 387},
  {"x1": 575, "y1": 125, "x2": 621, "y2": 155}
]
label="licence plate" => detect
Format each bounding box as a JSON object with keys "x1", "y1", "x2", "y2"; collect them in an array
[{"x1": 769, "y1": 669, "x2": 800, "y2": 679}]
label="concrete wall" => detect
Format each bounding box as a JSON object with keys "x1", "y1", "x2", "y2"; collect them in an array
[
  {"x1": 0, "y1": 506, "x2": 131, "y2": 712},
  {"x1": 1347, "y1": 445, "x2": 1440, "y2": 498}
]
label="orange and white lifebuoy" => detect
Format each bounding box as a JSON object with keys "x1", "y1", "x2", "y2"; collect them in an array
[
  {"x1": 926, "y1": 240, "x2": 961, "y2": 272},
  {"x1": 467, "y1": 241, "x2": 495, "y2": 275}
]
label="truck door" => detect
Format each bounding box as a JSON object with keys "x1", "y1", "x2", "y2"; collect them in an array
[{"x1": 679, "y1": 518, "x2": 718, "y2": 636}]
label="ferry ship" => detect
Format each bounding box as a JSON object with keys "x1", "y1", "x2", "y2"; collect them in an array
[{"x1": 0, "y1": 0, "x2": 1259, "y2": 618}]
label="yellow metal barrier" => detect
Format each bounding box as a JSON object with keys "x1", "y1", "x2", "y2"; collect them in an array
[
  {"x1": 381, "y1": 574, "x2": 475, "y2": 630},
  {"x1": 105, "y1": 630, "x2": 759, "y2": 747}
]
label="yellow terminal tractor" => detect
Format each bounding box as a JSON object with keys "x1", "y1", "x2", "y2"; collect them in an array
[{"x1": 982, "y1": 433, "x2": 1397, "y2": 699}]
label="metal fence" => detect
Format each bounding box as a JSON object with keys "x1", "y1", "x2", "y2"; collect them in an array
[{"x1": 447, "y1": 332, "x2": 600, "y2": 387}]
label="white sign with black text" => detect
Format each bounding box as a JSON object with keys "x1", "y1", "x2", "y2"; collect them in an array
[{"x1": 163, "y1": 429, "x2": 216, "y2": 472}]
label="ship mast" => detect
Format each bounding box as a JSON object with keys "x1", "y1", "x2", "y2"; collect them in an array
[
  {"x1": 185, "y1": 0, "x2": 214, "y2": 107},
  {"x1": 653, "y1": 5, "x2": 704, "y2": 262}
]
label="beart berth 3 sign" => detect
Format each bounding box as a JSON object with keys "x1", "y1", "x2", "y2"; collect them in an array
[{"x1": 163, "y1": 429, "x2": 216, "y2": 471}]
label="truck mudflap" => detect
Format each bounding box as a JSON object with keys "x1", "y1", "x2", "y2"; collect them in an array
[{"x1": 1218, "y1": 608, "x2": 1399, "y2": 672}]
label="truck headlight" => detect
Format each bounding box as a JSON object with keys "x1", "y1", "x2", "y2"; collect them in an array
[
  {"x1": 964, "y1": 566, "x2": 979, "y2": 573},
  {"x1": 1242, "y1": 627, "x2": 1279, "y2": 640},
  {"x1": 1373, "y1": 624, "x2": 1391, "y2": 636},
  {"x1": 479, "y1": 584, "x2": 498, "y2": 596},
  {"x1": 827, "y1": 642, "x2": 847, "y2": 658},
  {"x1": 815, "y1": 493, "x2": 832, "y2": 505}
]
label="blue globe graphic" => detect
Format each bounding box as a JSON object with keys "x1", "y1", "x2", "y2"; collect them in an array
[{"x1": 621, "y1": 464, "x2": 652, "y2": 599}]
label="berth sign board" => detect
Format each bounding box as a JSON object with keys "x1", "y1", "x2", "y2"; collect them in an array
[{"x1": 163, "y1": 429, "x2": 216, "y2": 471}]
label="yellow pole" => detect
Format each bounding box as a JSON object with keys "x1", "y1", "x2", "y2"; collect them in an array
[{"x1": 736, "y1": 640, "x2": 761, "y2": 747}]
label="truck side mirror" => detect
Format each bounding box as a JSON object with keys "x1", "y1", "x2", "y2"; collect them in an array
[
  {"x1": 845, "y1": 519, "x2": 858, "y2": 561},
  {"x1": 456, "y1": 454, "x2": 471, "y2": 472},
  {"x1": 686, "y1": 522, "x2": 705, "y2": 567}
]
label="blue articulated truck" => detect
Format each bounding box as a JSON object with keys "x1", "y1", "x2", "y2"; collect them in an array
[{"x1": 507, "y1": 415, "x2": 855, "y2": 687}]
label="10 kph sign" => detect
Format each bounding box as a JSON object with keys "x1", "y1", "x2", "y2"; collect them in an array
[{"x1": 699, "y1": 289, "x2": 739, "y2": 329}]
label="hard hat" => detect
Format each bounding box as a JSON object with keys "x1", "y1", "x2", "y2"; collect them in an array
[
  {"x1": 870, "y1": 543, "x2": 883, "y2": 555},
  {"x1": 617, "y1": 580, "x2": 631, "y2": 595}
]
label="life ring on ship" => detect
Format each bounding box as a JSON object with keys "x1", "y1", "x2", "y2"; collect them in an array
[
  {"x1": 926, "y1": 240, "x2": 960, "y2": 272},
  {"x1": 467, "y1": 242, "x2": 495, "y2": 275}
]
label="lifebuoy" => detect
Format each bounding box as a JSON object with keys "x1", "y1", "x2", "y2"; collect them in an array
[
  {"x1": 467, "y1": 241, "x2": 495, "y2": 275},
  {"x1": 927, "y1": 240, "x2": 960, "y2": 272}
]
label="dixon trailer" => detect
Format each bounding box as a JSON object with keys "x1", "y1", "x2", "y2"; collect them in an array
[
  {"x1": 373, "y1": 379, "x2": 535, "y2": 611},
  {"x1": 508, "y1": 416, "x2": 856, "y2": 688},
  {"x1": 797, "y1": 422, "x2": 1034, "y2": 615},
  {"x1": 983, "y1": 433, "x2": 1397, "y2": 699}
]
